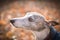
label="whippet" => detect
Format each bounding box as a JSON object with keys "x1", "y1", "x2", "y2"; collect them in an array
[{"x1": 10, "y1": 12, "x2": 60, "y2": 40}]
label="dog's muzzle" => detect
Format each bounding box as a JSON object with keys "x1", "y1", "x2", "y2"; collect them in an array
[{"x1": 10, "y1": 20, "x2": 15, "y2": 24}]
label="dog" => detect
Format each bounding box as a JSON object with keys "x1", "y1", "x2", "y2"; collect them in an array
[{"x1": 10, "y1": 12, "x2": 60, "y2": 40}]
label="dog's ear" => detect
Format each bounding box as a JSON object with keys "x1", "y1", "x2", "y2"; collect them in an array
[{"x1": 48, "y1": 21, "x2": 59, "y2": 26}]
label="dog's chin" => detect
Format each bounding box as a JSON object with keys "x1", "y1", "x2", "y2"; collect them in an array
[{"x1": 10, "y1": 23, "x2": 15, "y2": 27}]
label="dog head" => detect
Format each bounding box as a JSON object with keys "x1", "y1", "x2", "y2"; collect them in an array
[{"x1": 10, "y1": 12, "x2": 46, "y2": 31}]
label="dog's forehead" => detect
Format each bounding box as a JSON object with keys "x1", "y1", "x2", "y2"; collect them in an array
[
  {"x1": 25, "y1": 12, "x2": 44, "y2": 18},
  {"x1": 26, "y1": 12, "x2": 40, "y2": 16}
]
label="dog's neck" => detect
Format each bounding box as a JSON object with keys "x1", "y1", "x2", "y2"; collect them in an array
[
  {"x1": 34, "y1": 26, "x2": 57, "y2": 40},
  {"x1": 45, "y1": 26, "x2": 57, "y2": 40},
  {"x1": 44, "y1": 26, "x2": 57, "y2": 40},
  {"x1": 34, "y1": 27, "x2": 50, "y2": 40},
  {"x1": 44, "y1": 30, "x2": 52, "y2": 40}
]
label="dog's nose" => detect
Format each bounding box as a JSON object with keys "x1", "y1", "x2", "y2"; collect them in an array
[{"x1": 10, "y1": 20, "x2": 15, "y2": 24}]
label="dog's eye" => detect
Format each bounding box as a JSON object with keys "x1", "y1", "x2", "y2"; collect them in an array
[{"x1": 28, "y1": 17, "x2": 34, "y2": 22}]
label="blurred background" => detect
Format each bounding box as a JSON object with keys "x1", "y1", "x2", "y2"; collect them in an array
[{"x1": 0, "y1": 0, "x2": 60, "y2": 34}]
